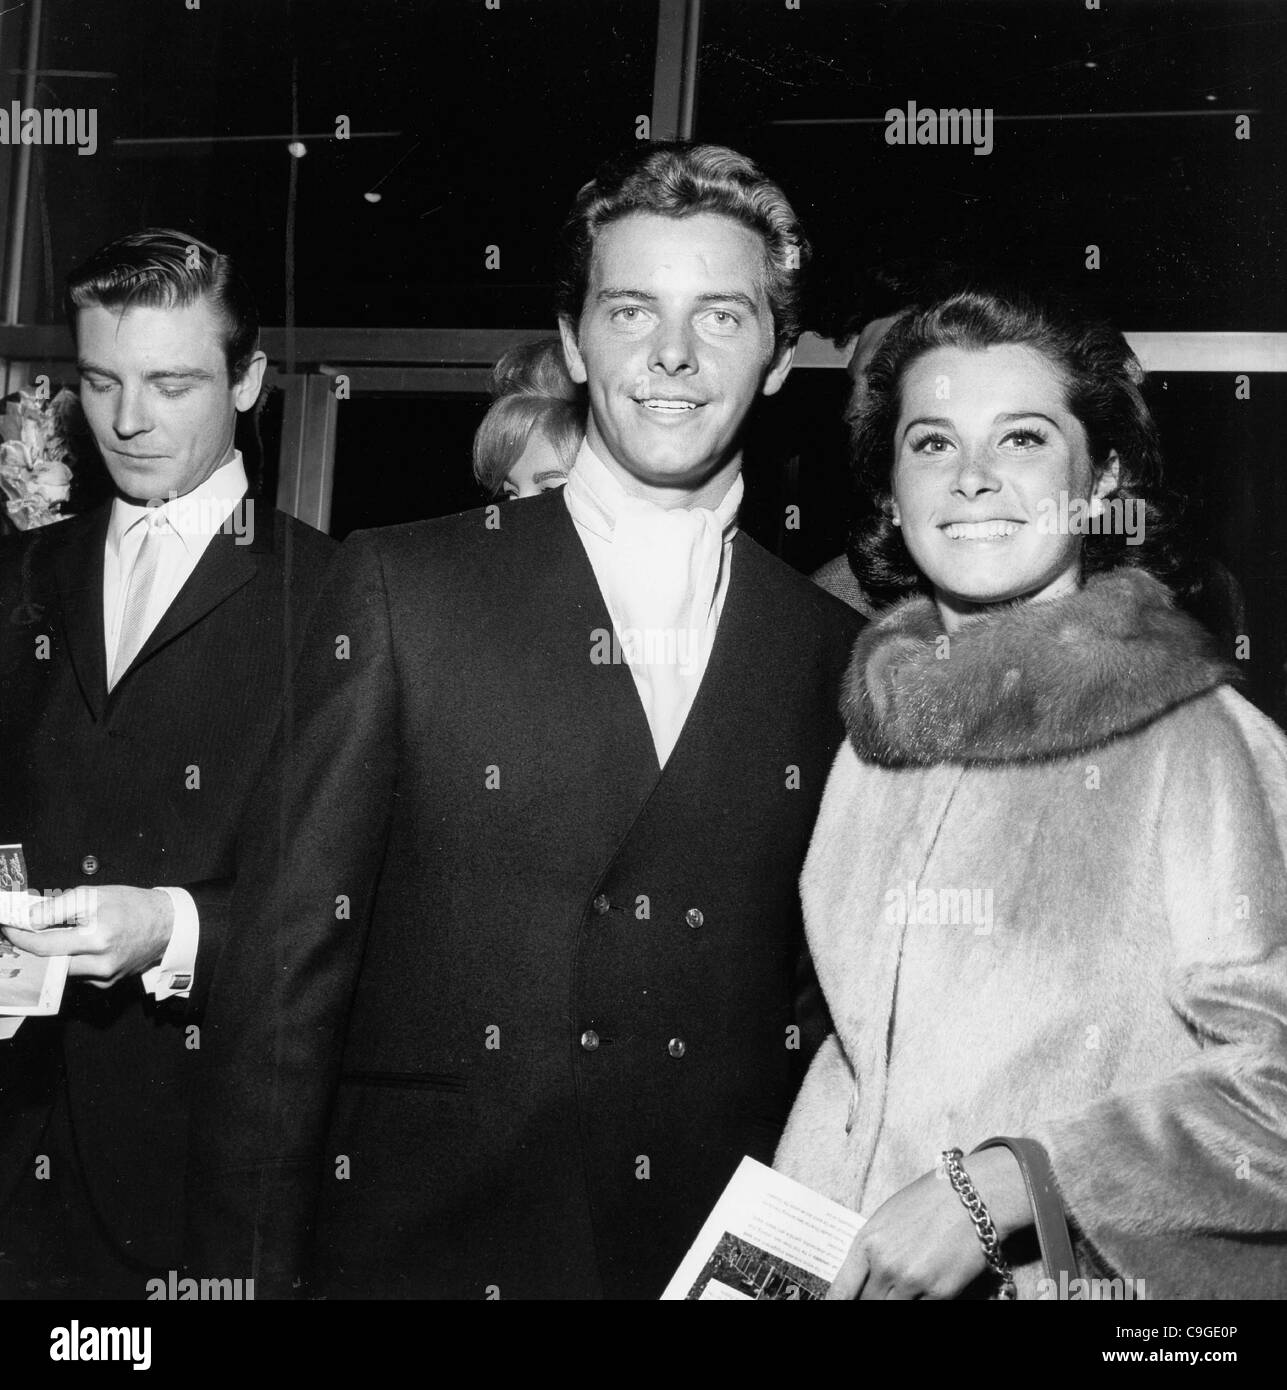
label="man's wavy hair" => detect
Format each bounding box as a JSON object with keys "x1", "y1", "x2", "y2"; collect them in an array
[
  {"x1": 65, "y1": 228, "x2": 260, "y2": 385},
  {"x1": 849, "y1": 287, "x2": 1186, "y2": 608},
  {"x1": 556, "y1": 142, "x2": 809, "y2": 351}
]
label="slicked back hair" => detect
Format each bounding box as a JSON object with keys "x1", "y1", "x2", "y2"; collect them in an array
[
  {"x1": 557, "y1": 142, "x2": 809, "y2": 352},
  {"x1": 65, "y1": 228, "x2": 260, "y2": 385}
]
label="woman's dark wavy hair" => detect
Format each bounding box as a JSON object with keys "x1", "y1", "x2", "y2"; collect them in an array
[
  {"x1": 849, "y1": 286, "x2": 1188, "y2": 608},
  {"x1": 556, "y1": 142, "x2": 809, "y2": 352}
]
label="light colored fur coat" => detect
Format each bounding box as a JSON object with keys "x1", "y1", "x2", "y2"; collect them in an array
[{"x1": 775, "y1": 569, "x2": 1287, "y2": 1299}]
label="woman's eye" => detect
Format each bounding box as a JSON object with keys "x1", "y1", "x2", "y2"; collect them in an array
[
  {"x1": 1001, "y1": 428, "x2": 1047, "y2": 448},
  {"x1": 911, "y1": 432, "x2": 953, "y2": 454}
]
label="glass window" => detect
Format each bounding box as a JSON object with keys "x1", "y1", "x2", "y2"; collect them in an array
[
  {"x1": 696, "y1": 0, "x2": 1285, "y2": 332},
  {"x1": 38, "y1": 0, "x2": 658, "y2": 327}
]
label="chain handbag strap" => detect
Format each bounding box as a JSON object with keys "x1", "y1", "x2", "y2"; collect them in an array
[{"x1": 972, "y1": 1136, "x2": 1080, "y2": 1300}]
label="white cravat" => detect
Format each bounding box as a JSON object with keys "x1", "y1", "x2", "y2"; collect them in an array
[
  {"x1": 564, "y1": 439, "x2": 741, "y2": 767},
  {"x1": 99, "y1": 451, "x2": 249, "y2": 1002}
]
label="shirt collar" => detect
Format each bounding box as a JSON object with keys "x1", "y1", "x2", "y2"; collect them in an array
[
  {"x1": 564, "y1": 437, "x2": 742, "y2": 544},
  {"x1": 108, "y1": 452, "x2": 249, "y2": 557}
]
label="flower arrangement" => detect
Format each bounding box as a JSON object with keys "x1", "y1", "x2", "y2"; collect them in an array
[{"x1": 0, "y1": 387, "x2": 79, "y2": 531}]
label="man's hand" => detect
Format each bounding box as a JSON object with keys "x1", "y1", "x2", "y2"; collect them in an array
[
  {"x1": 827, "y1": 1145, "x2": 1031, "y2": 1300},
  {"x1": 0, "y1": 885, "x2": 175, "y2": 988}
]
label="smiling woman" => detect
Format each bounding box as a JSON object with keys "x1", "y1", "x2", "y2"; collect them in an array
[
  {"x1": 773, "y1": 285, "x2": 1287, "y2": 1301},
  {"x1": 850, "y1": 288, "x2": 1180, "y2": 615},
  {"x1": 890, "y1": 343, "x2": 1121, "y2": 629}
]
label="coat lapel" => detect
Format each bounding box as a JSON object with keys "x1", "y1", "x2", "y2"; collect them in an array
[
  {"x1": 658, "y1": 531, "x2": 779, "y2": 777},
  {"x1": 51, "y1": 505, "x2": 111, "y2": 721},
  {"x1": 112, "y1": 497, "x2": 264, "y2": 691},
  {"x1": 577, "y1": 528, "x2": 795, "y2": 873},
  {"x1": 546, "y1": 492, "x2": 661, "y2": 784}
]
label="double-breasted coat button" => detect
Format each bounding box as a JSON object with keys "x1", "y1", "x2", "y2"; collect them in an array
[
  {"x1": 668, "y1": 1037, "x2": 686, "y2": 1058},
  {"x1": 580, "y1": 1029, "x2": 600, "y2": 1051},
  {"x1": 684, "y1": 907, "x2": 703, "y2": 929},
  {"x1": 592, "y1": 894, "x2": 611, "y2": 915},
  {"x1": 80, "y1": 854, "x2": 100, "y2": 876}
]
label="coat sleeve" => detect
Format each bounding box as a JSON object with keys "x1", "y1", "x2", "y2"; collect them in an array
[
  {"x1": 183, "y1": 530, "x2": 400, "y2": 1297},
  {"x1": 1029, "y1": 690, "x2": 1287, "y2": 1299}
]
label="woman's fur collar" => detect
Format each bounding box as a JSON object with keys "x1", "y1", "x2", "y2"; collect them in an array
[{"x1": 843, "y1": 568, "x2": 1236, "y2": 767}]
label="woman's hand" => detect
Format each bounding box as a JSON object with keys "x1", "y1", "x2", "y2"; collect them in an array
[{"x1": 827, "y1": 1146, "x2": 1032, "y2": 1300}]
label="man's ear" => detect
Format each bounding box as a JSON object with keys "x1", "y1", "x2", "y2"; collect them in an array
[
  {"x1": 232, "y1": 350, "x2": 268, "y2": 413},
  {"x1": 1089, "y1": 451, "x2": 1121, "y2": 513},
  {"x1": 558, "y1": 316, "x2": 588, "y2": 386},
  {"x1": 761, "y1": 340, "x2": 795, "y2": 398}
]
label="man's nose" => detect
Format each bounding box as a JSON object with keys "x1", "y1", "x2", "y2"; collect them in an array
[
  {"x1": 113, "y1": 387, "x2": 151, "y2": 437},
  {"x1": 649, "y1": 318, "x2": 697, "y2": 375}
]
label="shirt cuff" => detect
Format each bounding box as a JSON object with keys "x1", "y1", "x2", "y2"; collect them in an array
[{"x1": 140, "y1": 887, "x2": 198, "y2": 999}]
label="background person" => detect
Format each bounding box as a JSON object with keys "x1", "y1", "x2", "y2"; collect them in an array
[
  {"x1": 812, "y1": 260, "x2": 986, "y2": 614},
  {"x1": 472, "y1": 336, "x2": 584, "y2": 500},
  {"x1": 0, "y1": 229, "x2": 336, "y2": 1298}
]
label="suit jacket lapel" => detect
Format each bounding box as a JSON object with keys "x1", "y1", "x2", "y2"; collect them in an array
[
  {"x1": 547, "y1": 494, "x2": 661, "y2": 784},
  {"x1": 656, "y1": 529, "x2": 765, "y2": 777},
  {"x1": 559, "y1": 518, "x2": 784, "y2": 877},
  {"x1": 114, "y1": 498, "x2": 263, "y2": 689},
  {"x1": 636, "y1": 528, "x2": 839, "y2": 824},
  {"x1": 51, "y1": 505, "x2": 111, "y2": 721}
]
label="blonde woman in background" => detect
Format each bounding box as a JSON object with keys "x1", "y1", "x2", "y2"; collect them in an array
[{"x1": 472, "y1": 336, "x2": 584, "y2": 499}]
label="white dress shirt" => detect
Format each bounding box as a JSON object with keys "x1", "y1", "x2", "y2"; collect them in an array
[
  {"x1": 563, "y1": 439, "x2": 741, "y2": 768},
  {"x1": 102, "y1": 452, "x2": 249, "y2": 1000}
]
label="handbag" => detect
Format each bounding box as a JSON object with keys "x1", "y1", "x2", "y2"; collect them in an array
[{"x1": 972, "y1": 1136, "x2": 1079, "y2": 1300}]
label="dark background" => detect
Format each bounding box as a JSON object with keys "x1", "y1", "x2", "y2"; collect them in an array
[{"x1": 9, "y1": 0, "x2": 1286, "y2": 715}]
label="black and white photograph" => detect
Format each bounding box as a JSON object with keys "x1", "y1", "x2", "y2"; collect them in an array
[{"x1": 0, "y1": 0, "x2": 1283, "y2": 1366}]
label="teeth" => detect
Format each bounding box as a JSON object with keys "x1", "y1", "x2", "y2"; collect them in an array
[
  {"x1": 943, "y1": 520, "x2": 1021, "y2": 540},
  {"x1": 640, "y1": 399, "x2": 698, "y2": 411}
]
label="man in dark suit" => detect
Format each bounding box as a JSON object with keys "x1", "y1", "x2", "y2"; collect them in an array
[
  {"x1": 0, "y1": 230, "x2": 336, "y2": 1297},
  {"x1": 188, "y1": 144, "x2": 861, "y2": 1299}
]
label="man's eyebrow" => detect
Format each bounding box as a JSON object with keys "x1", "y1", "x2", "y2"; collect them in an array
[
  {"x1": 592, "y1": 288, "x2": 761, "y2": 314},
  {"x1": 595, "y1": 288, "x2": 658, "y2": 303},
  {"x1": 695, "y1": 291, "x2": 760, "y2": 314},
  {"x1": 76, "y1": 362, "x2": 216, "y2": 381}
]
